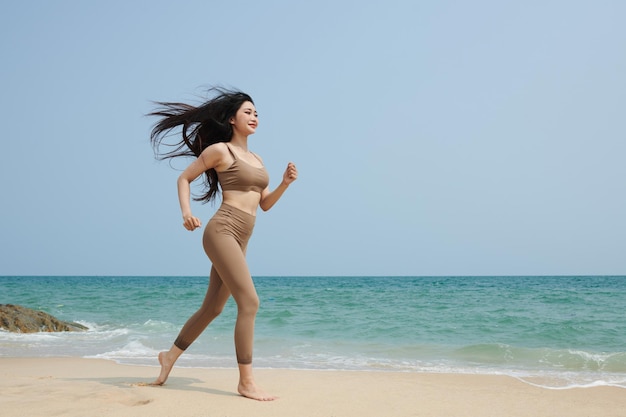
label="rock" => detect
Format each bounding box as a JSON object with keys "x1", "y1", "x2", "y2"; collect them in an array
[{"x1": 0, "y1": 304, "x2": 88, "y2": 333}]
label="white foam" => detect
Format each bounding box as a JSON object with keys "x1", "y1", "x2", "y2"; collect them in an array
[{"x1": 87, "y1": 340, "x2": 158, "y2": 360}]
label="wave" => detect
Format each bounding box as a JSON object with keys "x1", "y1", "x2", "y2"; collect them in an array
[
  {"x1": 2, "y1": 329, "x2": 626, "y2": 389},
  {"x1": 452, "y1": 343, "x2": 626, "y2": 373}
]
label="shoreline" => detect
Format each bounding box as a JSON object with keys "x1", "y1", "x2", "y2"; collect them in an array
[
  {"x1": 90, "y1": 358, "x2": 626, "y2": 391},
  {"x1": 2, "y1": 357, "x2": 625, "y2": 417}
]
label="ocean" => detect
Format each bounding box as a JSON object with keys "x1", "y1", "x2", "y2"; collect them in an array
[{"x1": 1, "y1": 275, "x2": 625, "y2": 389}]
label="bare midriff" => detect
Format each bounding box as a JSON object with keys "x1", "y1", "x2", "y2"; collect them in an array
[{"x1": 222, "y1": 190, "x2": 262, "y2": 216}]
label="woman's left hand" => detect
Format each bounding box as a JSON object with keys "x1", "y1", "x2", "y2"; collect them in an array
[
  {"x1": 259, "y1": 162, "x2": 298, "y2": 211},
  {"x1": 282, "y1": 162, "x2": 298, "y2": 185}
]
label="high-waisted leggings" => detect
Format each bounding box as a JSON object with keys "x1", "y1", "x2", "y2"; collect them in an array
[{"x1": 173, "y1": 204, "x2": 258, "y2": 364}]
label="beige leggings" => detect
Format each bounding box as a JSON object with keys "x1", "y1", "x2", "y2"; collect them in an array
[{"x1": 173, "y1": 204, "x2": 258, "y2": 364}]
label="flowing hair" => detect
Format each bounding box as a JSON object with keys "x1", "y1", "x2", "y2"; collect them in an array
[{"x1": 149, "y1": 87, "x2": 254, "y2": 203}]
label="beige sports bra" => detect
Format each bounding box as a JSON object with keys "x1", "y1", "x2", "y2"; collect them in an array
[{"x1": 217, "y1": 143, "x2": 269, "y2": 194}]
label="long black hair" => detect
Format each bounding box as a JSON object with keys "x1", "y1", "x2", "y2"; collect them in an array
[{"x1": 149, "y1": 87, "x2": 254, "y2": 203}]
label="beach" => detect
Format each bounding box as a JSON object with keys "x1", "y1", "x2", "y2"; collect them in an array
[
  {"x1": 1, "y1": 357, "x2": 625, "y2": 417},
  {"x1": 2, "y1": 276, "x2": 626, "y2": 415}
]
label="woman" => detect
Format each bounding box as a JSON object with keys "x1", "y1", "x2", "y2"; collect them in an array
[{"x1": 148, "y1": 87, "x2": 297, "y2": 401}]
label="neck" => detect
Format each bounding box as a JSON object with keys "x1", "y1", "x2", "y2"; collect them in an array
[{"x1": 229, "y1": 134, "x2": 249, "y2": 151}]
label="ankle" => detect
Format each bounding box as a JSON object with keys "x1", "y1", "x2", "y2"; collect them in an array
[{"x1": 237, "y1": 363, "x2": 256, "y2": 383}]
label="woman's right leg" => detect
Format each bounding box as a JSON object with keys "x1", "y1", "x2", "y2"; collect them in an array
[
  {"x1": 203, "y1": 221, "x2": 275, "y2": 400},
  {"x1": 151, "y1": 267, "x2": 231, "y2": 385},
  {"x1": 204, "y1": 234, "x2": 259, "y2": 366}
]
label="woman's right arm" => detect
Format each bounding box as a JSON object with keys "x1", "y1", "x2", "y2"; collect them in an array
[{"x1": 177, "y1": 144, "x2": 225, "y2": 231}]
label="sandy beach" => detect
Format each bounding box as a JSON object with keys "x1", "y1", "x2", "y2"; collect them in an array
[{"x1": 0, "y1": 358, "x2": 624, "y2": 417}]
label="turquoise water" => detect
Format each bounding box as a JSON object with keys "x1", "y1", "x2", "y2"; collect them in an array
[{"x1": 1, "y1": 275, "x2": 625, "y2": 389}]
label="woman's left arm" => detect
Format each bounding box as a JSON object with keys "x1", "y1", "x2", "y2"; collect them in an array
[{"x1": 259, "y1": 162, "x2": 298, "y2": 211}]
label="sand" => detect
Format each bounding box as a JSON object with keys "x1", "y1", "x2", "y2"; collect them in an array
[{"x1": 1, "y1": 357, "x2": 624, "y2": 417}]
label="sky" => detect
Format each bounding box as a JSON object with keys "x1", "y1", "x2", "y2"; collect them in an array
[{"x1": 1, "y1": 0, "x2": 624, "y2": 277}]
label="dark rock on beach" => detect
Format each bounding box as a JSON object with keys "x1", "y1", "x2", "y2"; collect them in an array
[{"x1": 0, "y1": 304, "x2": 88, "y2": 333}]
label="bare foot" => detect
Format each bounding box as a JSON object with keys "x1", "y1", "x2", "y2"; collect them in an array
[
  {"x1": 238, "y1": 380, "x2": 277, "y2": 401},
  {"x1": 150, "y1": 351, "x2": 174, "y2": 386}
]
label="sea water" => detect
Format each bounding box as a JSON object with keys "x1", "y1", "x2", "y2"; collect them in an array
[{"x1": 1, "y1": 275, "x2": 625, "y2": 389}]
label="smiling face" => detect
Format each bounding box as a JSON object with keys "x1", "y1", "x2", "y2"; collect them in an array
[{"x1": 230, "y1": 101, "x2": 258, "y2": 136}]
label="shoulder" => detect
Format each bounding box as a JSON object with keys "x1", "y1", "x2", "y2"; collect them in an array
[
  {"x1": 199, "y1": 142, "x2": 232, "y2": 170},
  {"x1": 199, "y1": 142, "x2": 231, "y2": 158}
]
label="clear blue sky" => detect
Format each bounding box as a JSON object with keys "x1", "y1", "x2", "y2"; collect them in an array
[{"x1": 1, "y1": 1, "x2": 624, "y2": 277}]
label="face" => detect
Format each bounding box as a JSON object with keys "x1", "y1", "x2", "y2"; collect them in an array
[{"x1": 230, "y1": 101, "x2": 258, "y2": 136}]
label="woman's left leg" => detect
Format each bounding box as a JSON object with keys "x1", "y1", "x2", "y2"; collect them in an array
[{"x1": 151, "y1": 266, "x2": 231, "y2": 385}]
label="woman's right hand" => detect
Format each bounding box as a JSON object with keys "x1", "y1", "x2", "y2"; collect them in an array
[{"x1": 182, "y1": 215, "x2": 202, "y2": 231}]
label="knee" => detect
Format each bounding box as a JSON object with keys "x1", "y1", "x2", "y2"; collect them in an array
[
  {"x1": 199, "y1": 303, "x2": 225, "y2": 321},
  {"x1": 237, "y1": 294, "x2": 259, "y2": 316}
]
